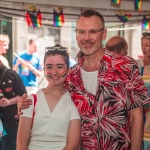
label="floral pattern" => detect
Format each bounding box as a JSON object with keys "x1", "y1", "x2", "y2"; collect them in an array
[{"x1": 65, "y1": 50, "x2": 150, "y2": 150}]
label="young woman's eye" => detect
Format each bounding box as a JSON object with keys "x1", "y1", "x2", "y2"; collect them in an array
[
  {"x1": 46, "y1": 66, "x2": 52, "y2": 69},
  {"x1": 58, "y1": 66, "x2": 63, "y2": 69}
]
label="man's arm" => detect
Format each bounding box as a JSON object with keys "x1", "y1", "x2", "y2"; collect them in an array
[
  {"x1": 0, "y1": 95, "x2": 20, "y2": 107},
  {"x1": 130, "y1": 106, "x2": 144, "y2": 150},
  {"x1": 26, "y1": 63, "x2": 43, "y2": 77},
  {"x1": 18, "y1": 93, "x2": 32, "y2": 115}
]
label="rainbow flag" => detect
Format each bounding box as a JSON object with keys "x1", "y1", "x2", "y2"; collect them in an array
[
  {"x1": 134, "y1": 0, "x2": 142, "y2": 11},
  {"x1": 116, "y1": 11, "x2": 131, "y2": 23},
  {"x1": 111, "y1": 0, "x2": 121, "y2": 5},
  {"x1": 142, "y1": 16, "x2": 150, "y2": 30},
  {"x1": 26, "y1": 9, "x2": 42, "y2": 28},
  {"x1": 53, "y1": 7, "x2": 64, "y2": 27}
]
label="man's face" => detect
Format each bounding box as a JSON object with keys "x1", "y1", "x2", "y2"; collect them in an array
[
  {"x1": 0, "y1": 41, "x2": 9, "y2": 55},
  {"x1": 76, "y1": 16, "x2": 107, "y2": 56},
  {"x1": 29, "y1": 41, "x2": 39, "y2": 53}
]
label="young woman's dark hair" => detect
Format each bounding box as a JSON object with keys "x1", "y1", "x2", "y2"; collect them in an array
[{"x1": 44, "y1": 44, "x2": 70, "y2": 68}]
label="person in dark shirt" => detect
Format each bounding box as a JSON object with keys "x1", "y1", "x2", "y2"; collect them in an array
[{"x1": 0, "y1": 60, "x2": 26, "y2": 150}]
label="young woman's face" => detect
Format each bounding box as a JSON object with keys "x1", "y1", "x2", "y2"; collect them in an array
[
  {"x1": 141, "y1": 38, "x2": 150, "y2": 57},
  {"x1": 44, "y1": 54, "x2": 68, "y2": 86}
]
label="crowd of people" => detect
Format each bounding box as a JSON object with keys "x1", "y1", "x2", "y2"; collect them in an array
[{"x1": 0, "y1": 9, "x2": 150, "y2": 150}]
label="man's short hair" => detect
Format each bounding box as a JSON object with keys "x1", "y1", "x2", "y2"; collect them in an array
[{"x1": 78, "y1": 10, "x2": 105, "y2": 28}]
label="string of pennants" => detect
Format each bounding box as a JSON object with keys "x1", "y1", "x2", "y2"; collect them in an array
[
  {"x1": 25, "y1": 2, "x2": 150, "y2": 30},
  {"x1": 25, "y1": 5, "x2": 64, "y2": 28},
  {"x1": 111, "y1": 0, "x2": 150, "y2": 30}
]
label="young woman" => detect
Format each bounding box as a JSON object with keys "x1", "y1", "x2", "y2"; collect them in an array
[{"x1": 17, "y1": 44, "x2": 81, "y2": 150}]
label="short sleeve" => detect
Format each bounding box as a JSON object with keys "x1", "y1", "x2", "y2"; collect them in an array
[
  {"x1": 70, "y1": 100, "x2": 80, "y2": 120},
  {"x1": 12, "y1": 70, "x2": 27, "y2": 96},
  {"x1": 20, "y1": 95, "x2": 34, "y2": 118},
  {"x1": 127, "y1": 62, "x2": 150, "y2": 110}
]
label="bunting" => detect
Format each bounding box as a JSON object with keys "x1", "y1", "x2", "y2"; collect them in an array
[
  {"x1": 25, "y1": 4, "x2": 42, "y2": 28},
  {"x1": 134, "y1": 0, "x2": 142, "y2": 11},
  {"x1": 53, "y1": 7, "x2": 64, "y2": 27},
  {"x1": 142, "y1": 16, "x2": 150, "y2": 30},
  {"x1": 111, "y1": 0, "x2": 121, "y2": 5},
  {"x1": 116, "y1": 11, "x2": 131, "y2": 23}
]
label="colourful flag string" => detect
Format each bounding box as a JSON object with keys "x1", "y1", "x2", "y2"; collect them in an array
[
  {"x1": 111, "y1": 0, "x2": 121, "y2": 5},
  {"x1": 142, "y1": 16, "x2": 150, "y2": 30},
  {"x1": 134, "y1": 0, "x2": 142, "y2": 11},
  {"x1": 53, "y1": 7, "x2": 64, "y2": 27},
  {"x1": 116, "y1": 11, "x2": 131, "y2": 23},
  {"x1": 25, "y1": 5, "x2": 42, "y2": 28}
]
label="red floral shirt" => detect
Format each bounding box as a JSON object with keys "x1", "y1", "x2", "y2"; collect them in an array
[{"x1": 65, "y1": 50, "x2": 150, "y2": 150}]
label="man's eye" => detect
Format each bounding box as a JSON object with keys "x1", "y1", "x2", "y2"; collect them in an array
[
  {"x1": 79, "y1": 31, "x2": 85, "y2": 34},
  {"x1": 90, "y1": 30, "x2": 97, "y2": 34}
]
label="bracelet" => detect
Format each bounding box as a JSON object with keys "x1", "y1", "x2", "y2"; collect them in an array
[{"x1": 32, "y1": 68, "x2": 35, "y2": 72}]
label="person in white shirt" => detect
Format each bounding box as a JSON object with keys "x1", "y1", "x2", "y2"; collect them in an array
[
  {"x1": 17, "y1": 44, "x2": 81, "y2": 150},
  {"x1": 0, "y1": 35, "x2": 10, "y2": 68}
]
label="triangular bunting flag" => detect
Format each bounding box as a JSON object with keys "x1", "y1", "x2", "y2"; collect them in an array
[
  {"x1": 25, "y1": 4, "x2": 42, "y2": 28},
  {"x1": 53, "y1": 7, "x2": 65, "y2": 27},
  {"x1": 116, "y1": 11, "x2": 131, "y2": 23},
  {"x1": 134, "y1": 0, "x2": 142, "y2": 11},
  {"x1": 111, "y1": 0, "x2": 121, "y2": 5},
  {"x1": 142, "y1": 16, "x2": 150, "y2": 30}
]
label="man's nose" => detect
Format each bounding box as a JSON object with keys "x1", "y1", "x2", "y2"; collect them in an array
[{"x1": 83, "y1": 31, "x2": 91, "y2": 39}]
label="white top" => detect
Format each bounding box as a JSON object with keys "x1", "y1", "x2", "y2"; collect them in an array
[
  {"x1": 21, "y1": 89, "x2": 80, "y2": 142},
  {"x1": 136, "y1": 58, "x2": 144, "y2": 70},
  {"x1": 81, "y1": 68, "x2": 98, "y2": 95},
  {"x1": 0, "y1": 55, "x2": 10, "y2": 68}
]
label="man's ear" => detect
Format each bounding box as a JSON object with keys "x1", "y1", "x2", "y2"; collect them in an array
[{"x1": 102, "y1": 29, "x2": 107, "y2": 41}]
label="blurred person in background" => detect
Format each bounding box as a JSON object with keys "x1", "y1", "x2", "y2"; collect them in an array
[
  {"x1": 136, "y1": 32, "x2": 150, "y2": 150},
  {"x1": 66, "y1": 48, "x2": 76, "y2": 67},
  {"x1": 106, "y1": 36, "x2": 128, "y2": 56},
  {"x1": 0, "y1": 60, "x2": 26, "y2": 150},
  {"x1": 136, "y1": 32, "x2": 150, "y2": 70},
  {"x1": 13, "y1": 38, "x2": 43, "y2": 95},
  {"x1": 0, "y1": 35, "x2": 10, "y2": 68}
]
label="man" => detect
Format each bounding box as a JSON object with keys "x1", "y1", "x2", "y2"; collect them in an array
[
  {"x1": 13, "y1": 38, "x2": 43, "y2": 95},
  {"x1": 18, "y1": 10, "x2": 150, "y2": 149},
  {"x1": 106, "y1": 36, "x2": 128, "y2": 56},
  {"x1": 0, "y1": 35, "x2": 10, "y2": 68},
  {"x1": 0, "y1": 60, "x2": 26, "y2": 150}
]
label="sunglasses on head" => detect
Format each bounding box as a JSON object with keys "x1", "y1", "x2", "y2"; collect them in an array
[
  {"x1": 45, "y1": 44, "x2": 67, "y2": 53},
  {"x1": 142, "y1": 32, "x2": 150, "y2": 37}
]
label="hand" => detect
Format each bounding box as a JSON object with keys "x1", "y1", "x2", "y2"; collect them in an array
[
  {"x1": 17, "y1": 93, "x2": 32, "y2": 115},
  {"x1": 0, "y1": 98, "x2": 10, "y2": 107}
]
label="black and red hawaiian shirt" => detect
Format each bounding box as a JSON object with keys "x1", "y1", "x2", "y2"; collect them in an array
[{"x1": 64, "y1": 49, "x2": 150, "y2": 150}]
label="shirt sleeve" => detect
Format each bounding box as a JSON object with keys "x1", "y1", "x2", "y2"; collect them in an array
[
  {"x1": 127, "y1": 61, "x2": 150, "y2": 110},
  {"x1": 70, "y1": 100, "x2": 80, "y2": 120},
  {"x1": 37, "y1": 56, "x2": 43, "y2": 71},
  {"x1": 12, "y1": 70, "x2": 27, "y2": 96},
  {"x1": 20, "y1": 94, "x2": 34, "y2": 118}
]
